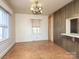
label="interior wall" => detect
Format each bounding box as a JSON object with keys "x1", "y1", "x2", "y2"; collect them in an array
[
  {"x1": 53, "y1": 0, "x2": 79, "y2": 45},
  {"x1": 15, "y1": 14, "x2": 48, "y2": 42},
  {"x1": 0, "y1": 0, "x2": 15, "y2": 58}
]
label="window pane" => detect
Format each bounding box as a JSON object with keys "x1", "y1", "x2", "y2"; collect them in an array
[
  {"x1": 2, "y1": 28, "x2": 8, "y2": 39},
  {"x1": 6, "y1": 13, "x2": 9, "y2": 26},
  {"x1": 0, "y1": 9, "x2": 2, "y2": 25},
  {"x1": 32, "y1": 27, "x2": 37, "y2": 33},
  {"x1": 2, "y1": 11, "x2": 8, "y2": 26},
  {"x1": 37, "y1": 27, "x2": 40, "y2": 33},
  {"x1": 0, "y1": 7, "x2": 9, "y2": 40},
  {"x1": 2, "y1": 11, "x2": 6, "y2": 26},
  {"x1": 32, "y1": 27, "x2": 40, "y2": 33},
  {"x1": 32, "y1": 28, "x2": 35, "y2": 33},
  {"x1": 0, "y1": 27, "x2": 2, "y2": 39}
]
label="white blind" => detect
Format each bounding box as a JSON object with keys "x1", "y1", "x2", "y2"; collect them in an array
[{"x1": 32, "y1": 19, "x2": 41, "y2": 27}]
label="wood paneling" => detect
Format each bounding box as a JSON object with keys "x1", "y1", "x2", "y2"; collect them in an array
[
  {"x1": 48, "y1": 15, "x2": 51, "y2": 41},
  {"x1": 53, "y1": 0, "x2": 79, "y2": 58},
  {"x1": 54, "y1": 0, "x2": 79, "y2": 45}
]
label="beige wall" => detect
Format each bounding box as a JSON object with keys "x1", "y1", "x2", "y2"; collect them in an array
[{"x1": 0, "y1": 0, "x2": 15, "y2": 58}]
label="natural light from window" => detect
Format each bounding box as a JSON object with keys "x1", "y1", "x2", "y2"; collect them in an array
[{"x1": 0, "y1": 7, "x2": 9, "y2": 42}]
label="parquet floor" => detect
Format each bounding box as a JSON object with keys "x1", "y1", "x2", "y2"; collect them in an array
[{"x1": 3, "y1": 41, "x2": 76, "y2": 59}]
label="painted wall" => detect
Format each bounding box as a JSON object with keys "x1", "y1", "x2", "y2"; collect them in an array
[
  {"x1": 15, "y1": 14, "x2": 48, "y2": 42},
  {"x1": 0, "y1": 0, "x2": 15, "y2": 58}
]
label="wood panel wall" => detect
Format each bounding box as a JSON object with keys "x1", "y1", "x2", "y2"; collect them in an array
[
  {"x1": 53, "y1": 0, "x2": 79, "y2": 58},
  {"x1": 54, "y1": 0, "x2": 79, "y2": 45},
  {"x1": 48, "y1": 15, "x2": 51, "y2": 42}
]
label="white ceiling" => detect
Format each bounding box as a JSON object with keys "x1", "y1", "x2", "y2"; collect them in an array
[{"x1": 6, "y1": 0, "x2": 72, "y2": 15}]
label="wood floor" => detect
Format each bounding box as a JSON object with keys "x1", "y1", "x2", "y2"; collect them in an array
[{"x1": 3, "y1": 41, "x2": 76, "y2": 59}]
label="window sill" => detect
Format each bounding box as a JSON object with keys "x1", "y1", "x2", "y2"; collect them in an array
[{"x1": 0, "y1": 39, "x2": 8, "y2": 43}]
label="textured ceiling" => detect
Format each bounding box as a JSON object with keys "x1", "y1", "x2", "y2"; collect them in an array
[{"x1": 6, "y1": 0, "x2": 72, "y2": 15}]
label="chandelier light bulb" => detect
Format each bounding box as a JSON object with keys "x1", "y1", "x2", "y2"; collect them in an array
[
  {"x1": 40, "y1": 10, "x2": 42, "y2": 13},
  {"x1": 39, "y1": 7, "x2": 41, "y2": 10},
  {"x1": 30, "y1": 7, "x2": 34, "y2": 10}
]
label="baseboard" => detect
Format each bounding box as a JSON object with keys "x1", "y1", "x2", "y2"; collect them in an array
[
  {"x1": 0, "y1": 42, "x2": 15, "y2": 59},
  {"x1": 16, "y1": 39, "x2": 48, "y2": 43}
]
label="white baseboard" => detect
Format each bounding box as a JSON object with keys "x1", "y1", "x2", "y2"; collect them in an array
[
  {"x1": 0, "y1": 42, "x2": 15, "y2": 59},
  {"x1": 16, "y1": 39, "x2": 48, "y2": 43}
]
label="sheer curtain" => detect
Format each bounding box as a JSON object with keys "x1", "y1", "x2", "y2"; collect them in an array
[{"x1": 0, "y1": 7, "x2": 9, "y2": 41}]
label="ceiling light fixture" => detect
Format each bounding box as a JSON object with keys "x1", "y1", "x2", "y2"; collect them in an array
[{"x1": 30, "y1": 0, "x2": 43, "y2": 14}]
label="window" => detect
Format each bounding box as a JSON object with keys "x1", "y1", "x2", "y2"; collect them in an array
[
  {"x1": 32, "y1": 19, "x2": 40, "y2": 34},
  {"x1": 32, "y1": 19, "x2": 41, "y2": 39},
  {"x1": 0, "y1": 8, "x2": 9, "y2": 41},
  {"x1": 32, "y1": 27, "x2": 40, "y2": 33}
]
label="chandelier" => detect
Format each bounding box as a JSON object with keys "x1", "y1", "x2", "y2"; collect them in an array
[{"x1": 30, "y1": 0, "x2": 43, "y2": 14}]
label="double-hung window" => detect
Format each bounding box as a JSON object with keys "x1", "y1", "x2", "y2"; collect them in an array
[{"x1": 0, "y1": 7, "x2": 9, "y2": 41}]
